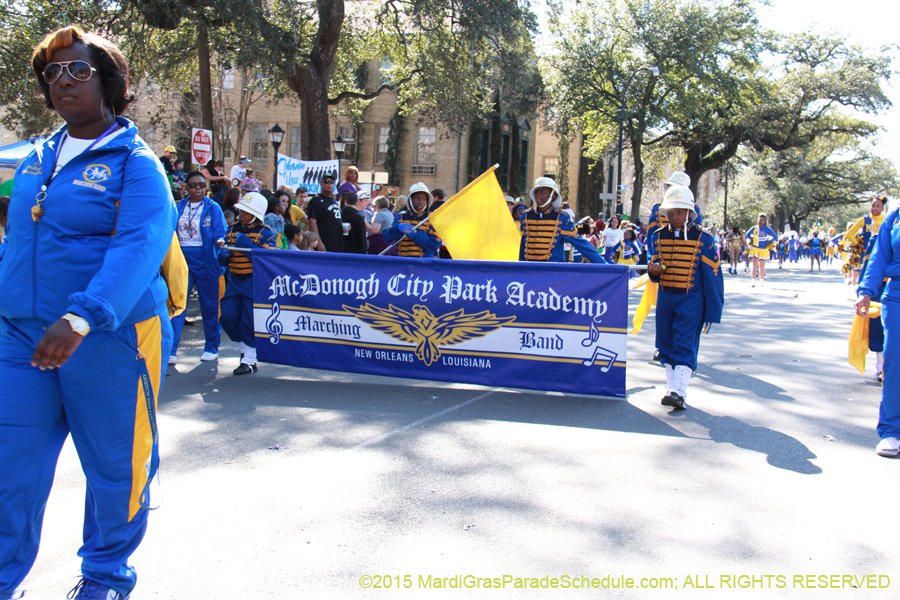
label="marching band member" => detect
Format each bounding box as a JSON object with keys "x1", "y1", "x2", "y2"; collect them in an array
[
  {"x1": 647, "y1": 186, "x2": 724, "y2": 410},
  {"x1": 382, "y1": 182, "x2": 441, "y2": 258},
  {"x1": 518, "y1": 177, "x2": 605, "y2": 263},
  {"x1": 218, "y1": 192, "x2": 275, "y2": 375},
  {"x1": 856, "y1": 203, "x2": 899, "y2": 457},
  {"x1": 744, "y1": 213, "x2": 776, "y2": 287}
]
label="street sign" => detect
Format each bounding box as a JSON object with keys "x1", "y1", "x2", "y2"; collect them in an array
[{"x1": 191, "y1": 128, "x2": 213, "y2": 166}]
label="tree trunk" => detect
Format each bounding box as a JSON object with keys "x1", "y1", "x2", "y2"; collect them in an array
[
  {"x1": 197, "y1": 20, "x2": 214, "y2": 133},
  {"x1": 629, "y1": 139, "x2": 644, "y2": 221},
  {"x1": 508, "y1": 116, "x2": 520, "y2": 198},
  {"x1": 287, "y1": 0, "x2": 345, "y2": 161},
  {"x1": 578, "y1": 150, "x2": 605, "y2": 220}
]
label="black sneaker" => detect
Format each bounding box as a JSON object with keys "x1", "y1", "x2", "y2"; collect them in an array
[
  {"x1": 661, "y1": 392, "x2": 686, "y2": 410},
  {"x1": 233, "y1": 363, "x2": 257, "y2": 376},
  {"x1": 652, "y1": 349, "x2": 660, "y2": 361}
]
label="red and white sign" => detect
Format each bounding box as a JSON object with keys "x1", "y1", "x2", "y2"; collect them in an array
[{"x1": 191, "y1": 128, "x2": 213, "y2": 166}]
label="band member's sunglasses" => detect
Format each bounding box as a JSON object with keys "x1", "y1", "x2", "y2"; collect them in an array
[
  {"x1": 42, "y1": 61, "x2": 97, "y2": 84},
  {"x1": 187, "y1": 181, "x2": 207, "y2": 189}
]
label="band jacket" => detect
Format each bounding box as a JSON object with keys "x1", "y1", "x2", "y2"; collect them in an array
[
  {"x1": 0, "y1": 118, "x2": 175, "y2": 331},
  {"x1": 649, "y1": 221, "x2": 724, "y2": 324},
  {"x1": 218, "y1": 221, "x2": 276, "y2": 279},
  {"x1": 518, "y1": 208, "x2": 605, "y2": 263},
  {"x1": 382, "y1": 209, "x2": 441, "y2": 257},
  {"x1": 860, "y1": 207, "x2": 899, "y2": 303},
  {"x1": 174, "y1": 196, "x2": 228, "y2": 278}
]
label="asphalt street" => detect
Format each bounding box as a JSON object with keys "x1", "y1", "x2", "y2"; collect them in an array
[{"x1": 20, "y1": 259, "x2": 897, "y2": 599}]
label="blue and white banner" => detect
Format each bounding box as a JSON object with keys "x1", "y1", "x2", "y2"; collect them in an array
[
  {"x1": 276, "y1": 153, "x2": 339, "y2": 195},
  {"x1": 253, "y1": 251, "x2": 628, "y2": 397}
]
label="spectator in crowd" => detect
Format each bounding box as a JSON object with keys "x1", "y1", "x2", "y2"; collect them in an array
[
  {"x1": 560, "y1": 201, "x2": 576, "y2": 220},
  {"x1": 169, "y1": 171, "x2": 227, "y2": 365},
  {"x1": 172, "y1": 158, "x2": 186, "y2": 196},
  {"x1": 241, "y1": 169, "x2": 261, "y2": 193},
  {"x1": 222, "y1": 187, "x2": 241, "y2": 215},
  {"x1": 306, "y1": 173, "x2": 343, "y2": 252},
  {"x1": 430, "y1": 188, "x2": 446, "y2": 212},
  {"x1": 366, "y1": 195, "x2": 394, "y2": 255},
  {"x1": 231, "y1": 157, "x2": 249, "y2": 183},
  {"x1": 295, "y1": 186, "x2": 310, "y2": 209},
  {"x1": 264, "y1": 195, "x2": 286, "y2": 237},
  {"x1": 277, "y1": 187, "x2": 308, "y2": 229},
  {"x1": 201, "y1": 159, "x2": 229, "y2": 187},
  {"x1": 341, "y1": 191, "x2": 368, "y2": 254},
  {"x1": 595, "y1": 214, "x2": 607, "y2": 232},
  {"x1": 209, "y1": 183, "x2": 225, "y2": 212},
  {"x1": 159, "y1": 144, "x2": 175, "y2": 176},
  {"x1": 223, "y1": 209, "x2": 235, "y2": 227},
  {"x1": 393, "y1": 195, "x2": 407, "y2": 217},
  {"x1": 602, "y1": 215, "x2": 623, "y2": 262},
  {"x1": 297, "y1": 230, "x2": 324, "y2": 251},
  {"x1": 338, "y1": 166, "x2": 361, "y2": 197}
]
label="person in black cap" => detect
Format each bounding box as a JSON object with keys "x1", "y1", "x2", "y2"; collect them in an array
[{"x1": 306, "y1": 172, "x2": 343, "y2": 252}]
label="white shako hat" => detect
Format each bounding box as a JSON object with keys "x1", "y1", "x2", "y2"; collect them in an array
[
  {"x1": 664, "y1": 171, "x2": 691, "y2": 189},
  {"x1": 659, "y1": 185, "x2": 697, "y2": 222},
  {"x1": 408, "y1": 182, "x2": 433, "y2": 209},
  {"x1": 235, "y1": 192, "x2": 267, "y2": 221},
  {"x1": 529, "y1": 176, "x2": 562, "y2": 209}
]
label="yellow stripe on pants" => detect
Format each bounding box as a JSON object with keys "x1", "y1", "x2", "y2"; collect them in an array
[{"x1": 129, "y1": 315, "x2": 163, "y2": 521}]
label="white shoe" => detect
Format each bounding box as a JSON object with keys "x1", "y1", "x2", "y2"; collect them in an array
[
  {"x1": 201, "y1": 351, "x2": 219, "y2": 361},
  {"x1": 876, "y1": 437, "x2": 900, "y2": 457},
  {"x1": 168, "y1": 355, "x2": 177, "y2": 365},
  {"x1": 751, "y1": 281, "x2": 756, "y2": 288},
  {"x1": 759, "y1": 280, "x2": 765, "y2": 288}
]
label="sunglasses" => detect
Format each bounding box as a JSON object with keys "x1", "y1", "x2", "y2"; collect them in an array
[
  {"x1": 187, "y1": 181, "x2": 207, "y2": 189},
  {"x1": 42, "y1": 60, "x2": 97, "y2": 84}
]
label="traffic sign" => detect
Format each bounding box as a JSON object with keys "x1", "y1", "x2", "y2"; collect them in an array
[{"x1": 191, "y1": 128, "x2": 213, "y2": 166}]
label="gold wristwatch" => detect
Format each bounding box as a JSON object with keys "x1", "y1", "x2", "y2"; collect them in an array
[{"x1": 62, "y1": 312, "x2": 90, "y2": 337}]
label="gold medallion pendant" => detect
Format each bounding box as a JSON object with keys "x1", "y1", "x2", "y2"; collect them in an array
[{"x1": 31, "y1": 205, "x2": 44, "y2": 222}]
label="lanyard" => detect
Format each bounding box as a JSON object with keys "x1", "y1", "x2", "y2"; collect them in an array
[{"x1": 31, "y1": 122, "x2": 120, "y2": 222}]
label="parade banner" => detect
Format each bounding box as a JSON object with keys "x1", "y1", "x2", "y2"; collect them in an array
[
  {"x1": 252, "y1": 250, "x2": 628, "y2": 397},
  {"x1": 276, "y1": 153, "x2": 339, "y2": 195}
]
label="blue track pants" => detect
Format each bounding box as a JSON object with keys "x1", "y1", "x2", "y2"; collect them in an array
[
  {"x1": 877, "y1": 298, "x2": 900, "y2": 438},
  {"x1": 0, "y1": 310, "x2": 171, "y2": 599},
  {"x1": 220, "y1": 276, "x2": 256, "y2": 348},
  {"x1": 655, "y1": 291, "x2": 704, "y2": 372}
]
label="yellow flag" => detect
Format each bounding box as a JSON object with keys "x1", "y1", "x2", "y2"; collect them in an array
[
  {"x1": 428, "y1": 166, "x2": 521, "y2": 261},
  {"x1": 631, "y1": 279, "x2": 658, "y2": 334},
  {"x1": 848, "y1": 303, "x2": 882, "y2": 375}
]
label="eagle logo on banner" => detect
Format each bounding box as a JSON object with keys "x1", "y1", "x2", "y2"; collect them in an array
[{"x1": 343, "y1": 303, "x2": 515, "y2": 366}]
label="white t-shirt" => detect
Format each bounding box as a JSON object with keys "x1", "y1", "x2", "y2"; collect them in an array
[
  {"x1": 52, "y1": 127, "x2": 128, "y2": 176},
  {"x1": 230, "y1": 165, "x2": 246, "y2": 181},
  {"x1": 604, "y1": 228, "x2": 623, "y2": 248},
  {"x1": 177, "y1": 201, "x2": 204, "y2": 246}
]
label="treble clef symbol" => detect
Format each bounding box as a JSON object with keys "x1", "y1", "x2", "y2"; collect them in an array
[{"x1": 266, "y1": 303, "x2": 283, "y2": 344}]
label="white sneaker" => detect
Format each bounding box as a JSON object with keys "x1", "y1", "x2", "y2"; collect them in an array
[
  {"x1": 201, "y1": 351, "x2": 219, "y2": 361},
  {"x1": 168, "y1": 355, "x2": 177, "y2": 365},
  {"x1": 876, "y1": 437, "x2": 900, "y2": 457}
]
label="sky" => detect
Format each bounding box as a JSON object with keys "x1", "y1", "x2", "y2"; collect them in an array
[{"x1": 538, "y1": 0, "x2": 900, "y2": 169}]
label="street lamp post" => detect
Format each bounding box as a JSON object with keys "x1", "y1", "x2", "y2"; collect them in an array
[
  {"x1": 269, "y1": 124, "x2": 285, "y2": 190},
  {"x1": 332, "y1": 135, "x2": 346, "y2": 185},
  {"x1": 616, "y1": 66, "x2": 659, "y2": 217}
]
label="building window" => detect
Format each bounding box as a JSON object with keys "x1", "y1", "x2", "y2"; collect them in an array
[
  {"x1": 415, "y1": 126, "x2": 435, "y2": 165},
  {"x1": 252, "y1": 125, "x2": 268, "y2": 160},
  {"x1": 376, "y1": 125, "x2": 389, "y2": 163},
  {"x1": 379, "y1": 57, "x2": 393, "y2": 86},
  {"x1": 222, "y1": 68, "x2": 234, "y2": 90},
  {"x1": 543, "y1": 156, "x2": 558, "y2": 178},
  {"x1": 289, "y1": 126, "x2": 302, "y2": 158}
]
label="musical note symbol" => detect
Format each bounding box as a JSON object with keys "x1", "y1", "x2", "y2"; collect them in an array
[
  {"x1": 581, "y1": 320, "x2": 601, "y2": 347},
  {"x1": 266, "y1": 303, "x2": 283, "y2": 344},
  {"x1": 582, "y1": 345, "x2": 617, "y2": 372}
]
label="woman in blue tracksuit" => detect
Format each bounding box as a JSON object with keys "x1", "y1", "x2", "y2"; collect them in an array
[
  {"x1": 169, "y1": 171, "x2": 227, "y2": 364},
  {"x1": 0, "y1": 27, "x2": 174, "y2": 600},
  {"x1": 856, "y1": 205, "x2": 900, "y2": 457}
]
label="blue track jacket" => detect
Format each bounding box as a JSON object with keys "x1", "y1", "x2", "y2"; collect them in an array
[
  {"x1": 0, "y1": 118, "x2": 175, "y2": 331},
  {"x1": 174, "y1": 196, "x2": 227, "y2": 278}
]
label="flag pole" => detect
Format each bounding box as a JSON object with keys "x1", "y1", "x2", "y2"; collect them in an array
[{"x1": 378, "y1": 164, "x2": 499, "y2": 256}]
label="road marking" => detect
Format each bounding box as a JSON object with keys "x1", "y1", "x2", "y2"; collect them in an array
[{"x1": 352, "y1": 390, "x2": 495, "y2": 449}]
